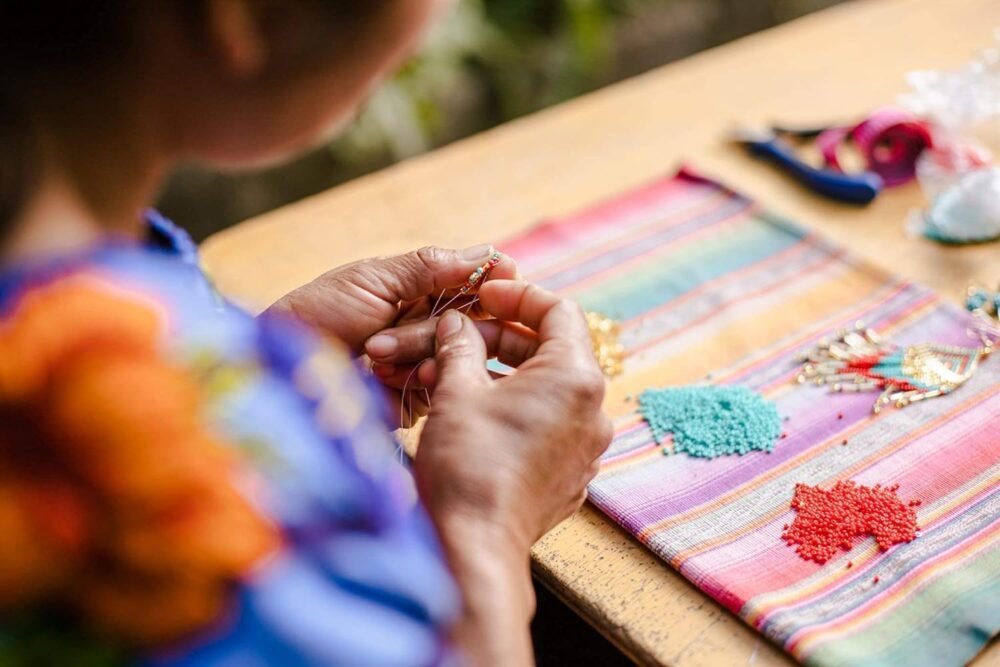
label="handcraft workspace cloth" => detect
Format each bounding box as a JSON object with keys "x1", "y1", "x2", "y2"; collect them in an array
[{"x1": 500, "y1": 169, "x2": 999, "y2": 667}]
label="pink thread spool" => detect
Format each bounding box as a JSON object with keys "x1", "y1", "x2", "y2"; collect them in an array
[{"x1": 817, "y1": 107, "x2": 933, "y2": 187}]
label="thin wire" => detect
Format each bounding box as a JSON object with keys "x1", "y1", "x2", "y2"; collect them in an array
[
  {"x1": 429, "y1": 291, "x2": 465, "y2": 318},
  {"x1": 458, "y1": 296, "x2": 480, "y2": 314},
  {"x1": 399, "y1": 359, "x2": 427, "y2": 430},
  {"x1": 430, "y1": 289, "x2": 446, "y2": 318},
  {"x1": 398, "y1": 264, "x2": 495, "y2": 434}
]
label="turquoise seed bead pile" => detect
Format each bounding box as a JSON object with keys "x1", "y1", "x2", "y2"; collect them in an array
[{"x1": 638, "y1": 385, "x2": 781, "y2": 458}]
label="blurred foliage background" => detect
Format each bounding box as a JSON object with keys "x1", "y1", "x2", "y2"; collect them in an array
[{"x1": 159, "y1": 0, "x2": 845, "y2": 240}]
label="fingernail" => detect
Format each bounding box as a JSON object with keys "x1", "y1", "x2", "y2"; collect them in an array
[
  {"x1": 461, "y1": 243, "x2": 493, "y2": 260},
  {"x1": 365, "y1": 334, "x2": 398, "y2": 358},
  {"x1": 372, "y1": 362, "x2": 395, "y2": 378},
  {"x1": 438, "y1": 310, "x2": 463, "y2": 341}
]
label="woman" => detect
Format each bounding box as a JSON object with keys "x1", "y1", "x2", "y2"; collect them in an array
[{"x1": 0, "y1": 1, "x2": 612, "y2": 665}]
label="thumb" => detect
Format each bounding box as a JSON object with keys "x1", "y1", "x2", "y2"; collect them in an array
[{"x1": 433, "y1": 310, "x2": 490, "y2": 399}]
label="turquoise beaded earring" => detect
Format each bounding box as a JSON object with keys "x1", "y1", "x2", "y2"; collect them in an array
[{"x1": 965, "y1": 283, "x2": 1000, "y2": 320}]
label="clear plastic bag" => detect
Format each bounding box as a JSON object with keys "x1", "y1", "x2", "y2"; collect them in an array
[{"x1": 901, "y1": 32, "x2": 1000, "y2": 243}]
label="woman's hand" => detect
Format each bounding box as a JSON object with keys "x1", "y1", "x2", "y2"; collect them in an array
[
  {"x1": 265, "y1": 244, "x2": 517, "y2": 355},
  {"x1": 412, "y1": 281, "x2": 613, "y2": 666},
  {"x1": 265, "y1": 245, "x2": 517, "y2": 426}
]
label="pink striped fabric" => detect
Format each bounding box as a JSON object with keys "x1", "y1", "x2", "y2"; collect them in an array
[{"x1": 499, "y1": 169, "x2": 1000, "y2": 667}]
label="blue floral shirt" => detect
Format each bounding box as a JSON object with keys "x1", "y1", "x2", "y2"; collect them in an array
[{"x1": 0, "y1": 212, "x2": 458, "y2": 666}]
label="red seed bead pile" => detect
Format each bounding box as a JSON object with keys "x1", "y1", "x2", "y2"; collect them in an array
[{"x1": 782, "y1": 480, "x2": 918, "y2": 564}]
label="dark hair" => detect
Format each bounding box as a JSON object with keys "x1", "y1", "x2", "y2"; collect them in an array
[
  {"x1": 0, "y1": 97, "x2": 38, "y2": 230},
  {"x1": 0, "y1": 0, "x2": 393, "y2": 235},
  {"x1": 0, "y1": 1, "x2": 132, "y2": 232}
]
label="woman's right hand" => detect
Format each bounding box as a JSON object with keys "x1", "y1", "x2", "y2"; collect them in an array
[
  {"x1": 414, "y1": 280, "x2": 612, "y2": 551},
  {"x1": 409, "y1": 280, "x2": 613, "y2": 665}
]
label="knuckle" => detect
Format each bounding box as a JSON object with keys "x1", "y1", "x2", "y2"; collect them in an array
[
  {"x1": 415, "y1": 245, "x2": 448, "y2": 271},
  {"x1": 601, "y1": 417, "x2": 614, "y2": 444},
  {"x1": 588, "y1": 364, "x2": 607, "y2": 389},
  {"x1": 553, "y1": 297, "x2": 584, "y2": 321},
  {"x1": 562, "y1": 298, "x2": 589, "y2": 326},
  {"x1": 569, "y1": 368, "x2": 606, "y2": 405},
  {"x1": 428, "y1": 384, "x2": 463, "y2": 408},
  {"x1": 595, "y1": 417, "x2": 614, "y2": 453},
  {"x1": 557, "y1": 299, "x2": 596, "y2": 347},
  {"x1": 438, "y1": 337, "x2": 473, "y2": 358},
  {"x1": 337, "y1": 262, "x2": 371, "y2": 286},
  {"x1": 496, "y1": 402, "x2": 540, "y2": 434},
  {"x1": 525, "y1": 283, "x2": 546, "y2": 298},
  {"x1": 522, "y1": 283, "x2": 546, "y2": 307}
]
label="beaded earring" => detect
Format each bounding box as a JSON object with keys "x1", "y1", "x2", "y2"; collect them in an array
[
  {"x1": 963, "y1": 283, "x2": 1000, "y2": 357},
  {"x1": 586, "y1": 312, "x2": 625, "y2": 378},
  {"x1": 795, "y1": 322, "x2": 993, "y2": 413},
  {"x1": 399, "y1": 251, "x2": 506, "y2": 431},
  {"x1": 965, "y1": 284, "x2": 1000, "y2": 320},
  {"x1": 458, "y1": 252, "x2": 503, "y2": 295}
]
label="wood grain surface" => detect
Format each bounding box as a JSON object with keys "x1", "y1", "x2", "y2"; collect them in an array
[{"x1": 201, "y1": 0, "x2": 1000, "y2": 663}]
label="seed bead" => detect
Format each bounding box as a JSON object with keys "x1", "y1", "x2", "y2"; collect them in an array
[
  {"x1": 781, "y1": 480, "x2": 918, "y2": 564},
  {"x1": 638, "y1": 386, "x2": 781, "y2": 459}
]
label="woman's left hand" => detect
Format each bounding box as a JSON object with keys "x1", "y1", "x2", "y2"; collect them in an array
[
  {"x1": 266, "y1": 244, "x2": 516, "y2": 352},
  {"x1": 265, "y1": 245, "x2": 517, "y2": 423}
]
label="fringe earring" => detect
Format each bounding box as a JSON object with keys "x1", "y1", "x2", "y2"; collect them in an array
[{"x1": 795, "y1": 322, "x2": 992, "y2": 413}]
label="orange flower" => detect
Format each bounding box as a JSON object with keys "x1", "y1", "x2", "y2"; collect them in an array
[
  {"x1": 0, "y1": 477, "x2": 90, "y2": 606},
  {"x1": 0, "y1": 276, "x2": 161, "y2": 400},
  {"x1": 77, "y1": 573, "x2": 228, "y2": 647},
  {"x1": 0, "y1": 277, "x2": 280, "y2": 646}
]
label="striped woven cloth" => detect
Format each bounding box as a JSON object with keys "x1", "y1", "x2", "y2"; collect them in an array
[{"x1": 500, "y1": 169, "x2": 1000, "y2": 667}]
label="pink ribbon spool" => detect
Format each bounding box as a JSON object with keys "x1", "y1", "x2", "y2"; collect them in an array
[{"x1": 816, "y1": 107, "x2": 933, "y2": 187}]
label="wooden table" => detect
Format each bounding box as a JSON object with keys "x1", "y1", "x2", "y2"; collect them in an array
[{"x1": 202, "y1": 0, "x2": 1000, "y2": 663}]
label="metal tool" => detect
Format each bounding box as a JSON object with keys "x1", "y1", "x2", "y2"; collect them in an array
[{"x1": 731, "y1": 127, "x2": 883, "y2": 205}]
